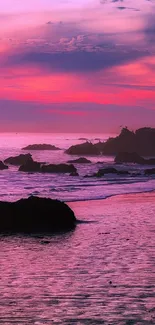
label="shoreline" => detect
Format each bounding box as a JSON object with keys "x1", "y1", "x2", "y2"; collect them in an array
[{"x1": 66, "y1": 188, "x2": 155, "y2": 204}]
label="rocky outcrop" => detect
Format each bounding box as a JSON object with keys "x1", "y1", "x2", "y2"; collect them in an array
[
  {"x1": 19, "y1": 160, "x2": 41, "y2": 172},
  {"x1": 0, "y1": 161, "x2": 8, "y2": 170},
  {"x1": 103, "y1": 127, "x2": 155, "y2": 156},
  {"x1": 41, "y1": 164, "x2": 77, "y2": 174},
  {"x1": 22, "y1": 144, "x2": 61, "y2": 150},
  {"x1": 4, "y1": 153, "x2": 32, "y2": 166},
  {"x1": 115, "y1": 152, "x2": 155, "y2": 165},
  {"x1": 65, "y1": 142, "x2": 100, "y2": 155},
  {"x1": 0, "y1": 196, "x2": 76, "y2": 234},
  {"x1": 67, "y1": 157, "x2": 91, "y2": 164},
  {"x1": 65, "y1": 127, "x2": 155, "y2": 157}
]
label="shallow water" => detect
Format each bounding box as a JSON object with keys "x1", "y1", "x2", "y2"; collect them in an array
[{"x1": 0, "y1": 193, "x2": 155, "y2": 324}]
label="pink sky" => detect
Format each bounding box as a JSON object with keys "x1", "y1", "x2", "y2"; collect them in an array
[{"x1": 0, "y1": 0, "x2": 155, "y2": 132}]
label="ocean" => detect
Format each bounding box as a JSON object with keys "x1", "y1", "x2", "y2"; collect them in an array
[
  {"x1": 0, "y1": 133, "x2": 155, "y2": 324},
  {"x1": 0, "y1": 132, "x2": 155, "y2": 202}
]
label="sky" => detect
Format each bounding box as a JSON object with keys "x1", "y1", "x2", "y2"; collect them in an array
[{"x1": 0, "y1": 0, "x2": 155, "y2": 133}]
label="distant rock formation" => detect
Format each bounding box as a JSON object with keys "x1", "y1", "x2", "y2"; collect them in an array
[
  {"x1": 66, "y1": 127, "x2": 155, "y2": 156},
  {"x1": 115, "y1": 152, "x2": 155, "y2": 165},
  {"x1": 0, "y1": 196, "x2": 76, "y2": 234},
  {"x1": 65, "y1": 141, "x2": 100, "y2": 155},
  {"x1": 67, "y1": 157, "x2": 91, "y2": 164},
  {"x1": 22, "y1": 144, "x2": 61, "y2": 150},
  {"x1": 0, "y1": 161, "x2": 8, "y2": 170},
  {"x1": 4, "y1": 153, "x2": 32, "y2": 166}
]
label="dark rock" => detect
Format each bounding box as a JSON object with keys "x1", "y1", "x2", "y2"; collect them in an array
[
  {"x1": 4, "y1": 153, "x2": 32, "y2": 166},
  {"x1": 0, "y1": 161, "x2": 8, "y2": 170},
  {"x1": 19, "y1": 160, "x2": 41, "y2": 172},
  {"x1": 66, "y1": 127, "x2": 155, "y2": 156},
  {"x1": 115, "y1": 152, "x2": 145, "y2": 164},
  {"x1": 65, "y1": 141, "x2": 100, "y2": 155},
  {"x1": 96, "y1": 167, "x2": 118, "y2": 177},
  {"x1": 0, "y1": 196, "x2": 76, "y2": 234},
  {"x1": 67, "y1": 157, "x2": 91, "y2": 164},
  {"x1": 146, "y1": 158, "x2": 155, "y2": 165},
  {"x1": 70, "y1": 171, "x2": 79, "y2": 176},
  {"x1": 145, "y1": 168, "x2": 155, "y2": 175},
  {"x1": 94, "y1": 141, "x2": 105, "y2": 153},
  {"x1": 103, "y1": 127, "x2": 155, "y2": 156},
  {"x1": 115, "y1": 152, "x2": 155, "y2": 165},
  {"x1": 41, "y1": 164, "x2": 77, "y2": 174},
  {"x1": 22, "y1": 144, "x2": 60, "y2": 150},
  {"x1": 117, "y1": 170, "x2": 129, "y2": 175}
]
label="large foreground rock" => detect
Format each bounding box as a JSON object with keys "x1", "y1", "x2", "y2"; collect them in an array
[
  {"x1": 115, "y1": 152, "x2": 155, "y2": 165},
  {"x1": 22, "y1": 144, "x2": 60, "y2": 150},
  {"x1": 67, "y1": 157, "x2": 91, "y2": 164},
  {"x1": 0, "y1": 196, "x2": 76, "y2": 234},
  {"x1": 65, "y1": 142, "x2": 100, "y2": 155},
  {"x1": 4, "y1": 153, "x2": 32, "y2": 166},
  {"x1": 0, "y1": 161, "x2": 8, "y2": 170}
]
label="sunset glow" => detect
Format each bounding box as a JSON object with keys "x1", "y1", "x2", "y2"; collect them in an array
[{"x1": 0, "y1": 0, "x2": 155, "y2": 132}]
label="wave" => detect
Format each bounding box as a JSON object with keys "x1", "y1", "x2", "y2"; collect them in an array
[{"x1": 65, "y1": 188, "x2": 155, "y2": 203}]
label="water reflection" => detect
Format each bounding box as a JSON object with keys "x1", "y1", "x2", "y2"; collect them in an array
[{"x1": 0, "y1": 193, "x2": 155, "y2": 324}]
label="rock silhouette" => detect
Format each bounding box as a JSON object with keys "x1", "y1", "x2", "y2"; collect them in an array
[
  {"x1": 115, "y1": 152, "x2": 145, "y2": 164},
  {"x1": 103, "y1": 127, "x2": 155, "y2": 156},
  {"x1": 115, "y1": 152, "x2": 155, "y2": 165},
  {"x1": 65, "y1": 141, "x2": 100, "y2": 155},
  {"x1": 19, "y1": 161, "x2": 77, "y2": 174},
  {"x1": 0, "y1": 196, "x2": 76, "y2": 234},
  {"x1": 96, "y1": 167, "x2": 118, "y2": 176},
  {"x1": 22, "y1": 144, "x2": 61, "y2": 150},
  {"x1": 19, "y1": 160, "x2": 41, "y2": 172},
  {"x1": 0, "y1": 161, "x2": 8, "y2": 170},
  {"x1": 66, "y1": 127, "x2": 155, "y2": 156},
  {"x1": 4, "y1": 153, "x2": 32, "y2": 166},
  {"x1": 41, "y1": 164, "x2": 77, "y2": 174},
  {"x1": 145, "y1": 168, "x2": 155, "y2": 175},
  {"x1": 67, "y1": 157, "x2": 91, "y2": 164}
]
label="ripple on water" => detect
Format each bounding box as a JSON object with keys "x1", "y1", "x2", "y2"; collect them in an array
[{"x1": 0, "y1": 193, "x2": 155, "y2": 324}]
